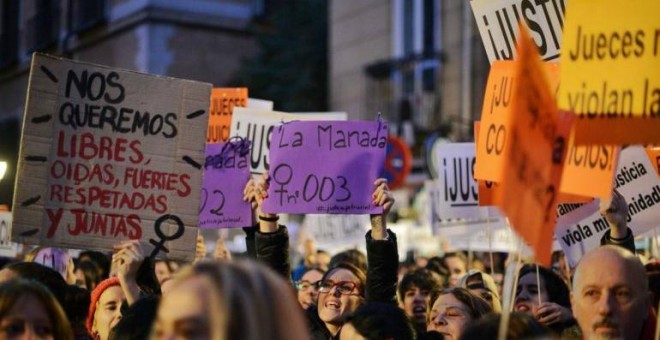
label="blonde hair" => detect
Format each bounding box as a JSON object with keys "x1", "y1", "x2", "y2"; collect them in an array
[{"x1": 166, "y1": 259, "x2": 308, "y2": 340}]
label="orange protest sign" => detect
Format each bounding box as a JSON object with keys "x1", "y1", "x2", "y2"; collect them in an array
[
  {"x1": 475, "y1": 121, "x2": 586, "y2": 207},
  {"x1": 474, "y1": 120, "x2": 499, "y2": 206},
  {"x1": 207, "y1": 88, "x2": 247, "y2": 143},
  {"x1": 495, "y1": 25, "x2": 572, "y2": 266},
  {"x1": 559, "y1": 136, "x2": 619, "y2": 199},
  {"x1": 647, "y1": 147, "x2": 660, "y2": 178},
  {"x1": 475, "y1": 61, "x2": 560, "y2": 183}
]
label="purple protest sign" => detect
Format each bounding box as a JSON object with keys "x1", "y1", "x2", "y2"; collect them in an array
[
  {"x1": 199, "y1": 139, "x2": 252, "y2": 228},
  {"x1": 263, "y1": 120, "x2": 387, "y2": 214}
]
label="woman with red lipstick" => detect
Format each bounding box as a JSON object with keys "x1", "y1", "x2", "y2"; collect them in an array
[{"x1": 514, "y1": 264, "x2": 579, "y2": 336}]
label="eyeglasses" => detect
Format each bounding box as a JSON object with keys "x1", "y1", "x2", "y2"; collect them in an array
[
  {"x1": 317, "y1": 280, "x2": 360, "y2": 295},
  {"x1": 295, "y1": 280, "x2": 320, "y2": 291}
]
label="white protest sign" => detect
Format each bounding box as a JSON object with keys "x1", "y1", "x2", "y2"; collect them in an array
[
  {"x1": 11, "y1": 53, "x2": 211, "y2": 261},
  {"x1": 0, "y1": 212, "x2": 18, "y2": 258},
  {"x1": 302, "y1": 214, "x2": 369, "y2": 254},
  {"x1": 556, "y1": 146, "x2": 660, "y2": 266},
  {"x1": 247, "y1": 98, "x2": 274, "y2": 110},
  {"x1": 470, "y1": 0, "x2": 565, "y2": 63},
  {"x1": 435, "y1": 143, "x2": 491, "y2": 219},
  {"x1": 229, "y1": 108, "x2": 347, "y2": 175},
  {"x1": 447, "y1": 227, "x2": 562, "y2": 253}
]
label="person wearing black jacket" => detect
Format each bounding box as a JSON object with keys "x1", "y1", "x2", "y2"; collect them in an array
[{"x1": 243, "y1": 175, "x2": 399, "y2": 339}]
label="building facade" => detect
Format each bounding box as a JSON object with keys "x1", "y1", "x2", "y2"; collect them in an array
[
  {"x1": 329, "y1": 0, "x2": 490, "y2": 142},
  {"x1": 0, "y1": 0, "x2": 265, "y2": 207}
]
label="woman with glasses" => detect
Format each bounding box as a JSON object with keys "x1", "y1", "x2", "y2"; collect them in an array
[
  {"x1": 295, "y1": 267, "x2": 325, "y2": 310},
  {"x1": 427, "y1": 287, "x2": 492, "y2": 339},
  {"x1": 245, "y1": 175, "x2": 398, "y2": 339}
]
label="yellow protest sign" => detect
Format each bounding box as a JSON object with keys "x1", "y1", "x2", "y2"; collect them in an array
[
  {"x1": 557, "y1": 0, "x2": 660, "y2": 144},
  {"x1": 496, "y1": 25, "x2": 571, "y2": 266},
  {"x1": 207, "y1": 88, "x2": 247, "y2": 143}
]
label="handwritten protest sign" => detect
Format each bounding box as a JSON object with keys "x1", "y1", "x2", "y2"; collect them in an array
[
  {"x1": 436, "y1": 143, "x2": 491, "y2": 219},
  {"x1": 470, "y1": 0, "x2": 566, "y2": 63},
  {"x1": 556, "y1": 146, "x2": 660, "y2": 266},
  {"x1": 557, "y1": 0, "x2": 660, "y2": 144},
  {"x1": 475, "y1": 61, "x2": 560, "y2": 183},
  {"x1": 496, "y1": 26, "x2": 571, "y2": 266},
  {"x1": 199, "y1": 139, "x2": 252, "y2": 229},
  {"x1": 0, "y1": 212, "x2": 18, "y2": 258},
  {"x1": 11, "y1": 54, "x2": 210, "y2": 260},
  {"x1": 207, "y1": 88, "x2": 247, "y2": 143},
  {"x1": 229, "y1": 108, "x2": 347, "y2": 175},
  {"x1": 475, "y1": 61, "x2": 605, "y2": 200},
  {"x1": 262, "y1": 120, "x2": 387, "y2": 215}
]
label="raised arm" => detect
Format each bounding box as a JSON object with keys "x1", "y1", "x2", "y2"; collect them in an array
[
  {"x1": 244, "y1": 174, "x2": 291, "y2": 279},
  {"x1": 365, "y1": 178, "x2": 399, "y2": 304},
  {"x1": 599, "y1": 189, "x2": 635, "y2": 253}
]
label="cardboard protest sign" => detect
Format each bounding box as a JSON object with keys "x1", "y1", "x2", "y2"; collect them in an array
[
  {"x1": 436, "y1": 143, "x2": 491, "y2": 219},
  {"x1": 0, "y1": 212, "x2": 18, "y2": 258},
  {"x1": 11, "y1": 53, "x2": 211, "y2": 260},
  {"x1": 199, "y1": 139, "x2": 252, "y2": 229},
  {"x1": 207, "y1": 88, "x2": 247, "y2": 143},
  {"x1": 229, "y1": 108, "x2": 347, "y2": 175},
  {"x1": 556, "y1": 146, "x2": 660, "y2": 266},
  {"x1": 262, "y1": 120, "x2": 387, "y2": 215},
  {"x1": 470, "y1": 0, "x2": 566, "y2": 63},
  {"x1": 496, "y1": 26, "x2": 571, "y2": 266},
  {"x1": 557, "y1": 0, "x2": 660, "y2": 144}
]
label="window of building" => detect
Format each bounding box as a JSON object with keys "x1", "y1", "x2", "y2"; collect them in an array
[
  {"x1": 67, "y1": 0, "x2": 107, "y2": 35},
  {"x1": 393, "y1": 0, "x2": 441, "y2": 128},
  {"x1": 25, "y1": 0, "x2": 60, "y2": 53},
  {"x1": 0, "y1": 0, "x2": 19, "y2": 69}
]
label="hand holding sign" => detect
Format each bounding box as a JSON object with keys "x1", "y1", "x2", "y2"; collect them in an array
[
  {"x1": 370, "y1": 178, "x2": 395, "y2": 240},
  {"x1": 244, "y1": 174, "x2": 279, "y2": 233},
  {"x1": 599, "y1": 189, "x2": 629, "y2": 239},
  {"x1": 113, "y1": 240, "x2": 144, "y2": 305}
]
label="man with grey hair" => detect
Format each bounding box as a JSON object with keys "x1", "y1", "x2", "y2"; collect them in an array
[{"x1": 572, "y1": 245, "x2": 652, "y2": 339}]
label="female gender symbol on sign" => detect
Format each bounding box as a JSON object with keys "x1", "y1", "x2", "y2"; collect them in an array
[{"x1": 149, "y1": 214, "x2": 185, "y2": 258}]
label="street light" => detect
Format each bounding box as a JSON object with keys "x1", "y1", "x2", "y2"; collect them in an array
[{"x1": 0, "y1": 161, "x2": 6, "y2": 181}]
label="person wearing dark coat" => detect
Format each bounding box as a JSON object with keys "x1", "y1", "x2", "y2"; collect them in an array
[{"x1": 243, "y1": 175, "x2": 399, "y2": 339}]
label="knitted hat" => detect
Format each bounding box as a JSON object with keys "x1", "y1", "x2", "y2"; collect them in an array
[{"x1": 86, "y1": 277, "x2": 121, "y2": 335}]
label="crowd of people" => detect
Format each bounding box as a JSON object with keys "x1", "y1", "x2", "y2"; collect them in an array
[{"x1": 0, "y1": 176, "x2": 656, "y2": 339}]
